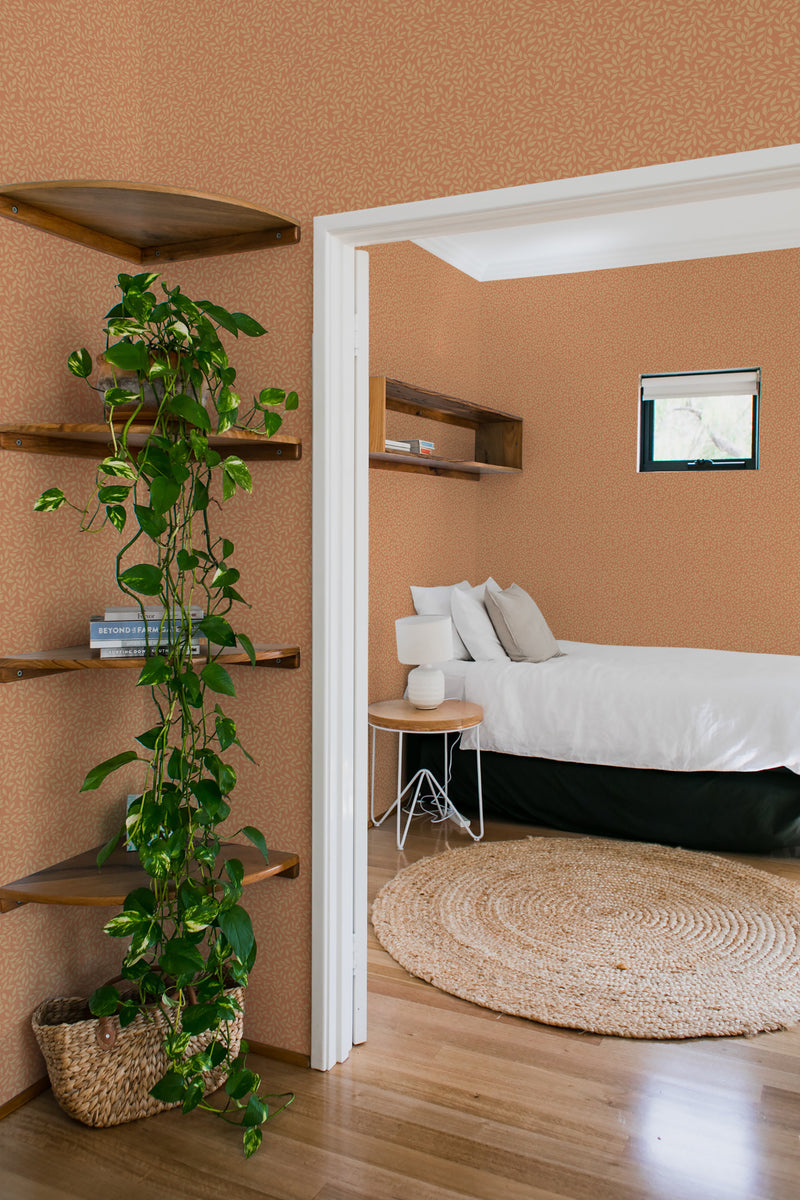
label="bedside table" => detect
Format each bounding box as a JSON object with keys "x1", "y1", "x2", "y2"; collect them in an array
[{"x1": 368, "y1": 698, "x2": 484, "y2": 849}]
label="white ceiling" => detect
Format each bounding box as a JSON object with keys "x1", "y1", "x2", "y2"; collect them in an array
[{"x1": 413, "y1": 167, "x2": 800, "y2": 281}]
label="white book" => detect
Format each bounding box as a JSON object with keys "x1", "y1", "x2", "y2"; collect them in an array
[
  {"x1": 99, "y1": 643, "x2": 202, "y2": 658},
  {"x1": 104, "y1": 604, "x2": 205, "y2": 620},
  {"x1": 385, "y1": 438, "x2": 435, "y2": 454}
]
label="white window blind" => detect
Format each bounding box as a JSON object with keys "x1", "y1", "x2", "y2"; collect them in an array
[{"x1": 641, "y1": 370, "x2": 760, "y2": 400}]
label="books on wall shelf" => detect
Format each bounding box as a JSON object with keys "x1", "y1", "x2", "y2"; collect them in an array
[
  {"x1": 91, "y1": 604, "x2": 206, "y2": 659},
  {"x1": 102, "y1": 604, "x2": 205, "y2": 620},
  {"x1": 99, "y1": 644, "x2": 202, "y2": 659},
  {"x1": 385, "y1": 438, "x2": 435, "y2": 455}
]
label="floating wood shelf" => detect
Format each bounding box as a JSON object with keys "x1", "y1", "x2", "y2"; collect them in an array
[
  {"x1": 0, "y1": 422, "x2": 301, "y2": 462},
  {"x1": 0, "y1": 842, "x2": 300, "y2": 912},
  {"x1": 368, "y1": 450, "x2": 520, "y2": 479},
  {"x1": 0, "y1": 422, "x2": 302, "y2": 677},
  {"x1": 0, "y1": 644, "x2": 300, "y2": 683},
  {"x1": 0, "y1": 180, "x2": 300, "y2": 264},
  {"x1": 369, "y1": 377, "x2": 522, "y2": 480}
]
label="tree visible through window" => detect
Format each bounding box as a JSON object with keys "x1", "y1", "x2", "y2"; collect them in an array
[{"x1": 639, "y1": 370, "x2": 760, "y2": 472}]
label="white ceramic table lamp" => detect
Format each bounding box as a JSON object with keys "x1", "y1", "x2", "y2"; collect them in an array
[{"x1": 395, "y1": 614, "x2": 452, "y2": 709}]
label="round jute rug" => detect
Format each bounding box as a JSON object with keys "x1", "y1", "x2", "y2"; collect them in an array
[{"x1": 371, "y1": 836, "x2": 800, "y2": 1038}]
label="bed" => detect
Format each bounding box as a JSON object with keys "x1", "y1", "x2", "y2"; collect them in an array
[{"x1": 403, "y1": 636, "x2": 800, "y2": 853}]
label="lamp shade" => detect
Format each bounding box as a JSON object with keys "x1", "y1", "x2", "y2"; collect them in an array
[{"x1": 395, "y1": 615, "x2": 452, "y2": 665}]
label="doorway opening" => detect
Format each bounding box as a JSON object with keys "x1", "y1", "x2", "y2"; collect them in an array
[{"x1": 310, "y1": 143, "x2": 800, "y2": 1070}]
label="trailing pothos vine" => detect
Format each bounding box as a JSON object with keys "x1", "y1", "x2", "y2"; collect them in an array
[{"x1": 36, "y1": 271, "x2": 298, "y2": 1157}]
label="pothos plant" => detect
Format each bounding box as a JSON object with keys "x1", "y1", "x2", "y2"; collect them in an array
[{"x1": 35, "y1": 271, "x2": 298, "y2": 1156}]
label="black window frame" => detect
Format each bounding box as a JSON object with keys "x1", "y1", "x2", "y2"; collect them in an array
[{"x1": 638, "y1": 369, "x2": 760, "y2": 473}]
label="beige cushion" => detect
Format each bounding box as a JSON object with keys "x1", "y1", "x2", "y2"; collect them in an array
[{"x1": 484, "y1": 583, "x2": 563, "y2": 663}]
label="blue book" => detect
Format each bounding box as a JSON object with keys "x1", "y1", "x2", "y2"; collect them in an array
[{"x1": 89, "y1": 616, "x2": 204, "y2": 644}]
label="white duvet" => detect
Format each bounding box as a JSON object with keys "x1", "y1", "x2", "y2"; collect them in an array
[{"x1": 443, "y1": 641, "x2": 800, "y2": 775}]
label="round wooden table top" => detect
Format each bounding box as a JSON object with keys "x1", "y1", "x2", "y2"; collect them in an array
[{"x1": 368, "y1": 698, "x2": 483, "y2": 733}]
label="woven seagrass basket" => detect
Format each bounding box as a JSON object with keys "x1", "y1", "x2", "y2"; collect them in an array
[{"x1": 31, "y1": 985, "x2": 244, "y2": 1128}]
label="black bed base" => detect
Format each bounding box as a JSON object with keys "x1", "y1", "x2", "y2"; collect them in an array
[{"x1": 405, "y1": 733, "x2": 800, "y2": 853}]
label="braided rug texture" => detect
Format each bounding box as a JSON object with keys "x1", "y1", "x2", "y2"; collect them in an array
[{"x1": 371, "y1": 836, "x2": 800, "y2": 1038}]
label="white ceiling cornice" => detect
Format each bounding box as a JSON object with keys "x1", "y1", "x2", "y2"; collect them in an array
[
  {"x1": 330, "y1": 144, "x2": 800, "y2": 279},
  {"x1": 412, "y1": 146, "x2": 800, "y2": 279}
]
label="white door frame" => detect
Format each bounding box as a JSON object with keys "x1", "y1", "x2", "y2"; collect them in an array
[{"x1": 310, "y1": 142, "x2": 800, "y2": 1070}]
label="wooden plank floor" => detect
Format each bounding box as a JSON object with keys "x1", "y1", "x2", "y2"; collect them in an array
[{"x1": 2, "y1": 816, "x2": 800, "y2": 1198}]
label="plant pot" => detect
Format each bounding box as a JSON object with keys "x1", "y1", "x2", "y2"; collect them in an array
[
  {"x1": 31, "y1": 983, "x2": 245, "y2": 1128},
  {"x1": 96, "y1": 352, "x2": 210, "y2": 412}
]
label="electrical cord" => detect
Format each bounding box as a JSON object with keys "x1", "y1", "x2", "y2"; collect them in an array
[{"x1": 401, "y1": 725, "x2": 462, "y2": 822}]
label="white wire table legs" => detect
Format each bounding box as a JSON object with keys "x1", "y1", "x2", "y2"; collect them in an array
[
  {"x1": 474, "y1": 724, "x2": 484, "y2": 841},
  {"x1": 369, "y1": 725, "x2": 484, "y2": 850},
  {"x1": 369, "y1": 724, "x2": 394, "y2": 826}
]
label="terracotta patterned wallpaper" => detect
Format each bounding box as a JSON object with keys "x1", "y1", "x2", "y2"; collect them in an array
[
  {"x1": 369, "y1": 241, "x2": 800, "y2": 667},
  {"x1": 368, "y1": 246, "x2": 485, "y2": 813},
  {"x1": 3, "y1": 0, "x2": 800, "y2": 1103},
  {"x1": 475, "y1": 249, "x2": 800, "y2": 655}
]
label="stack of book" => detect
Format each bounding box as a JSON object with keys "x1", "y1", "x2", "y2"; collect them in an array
[
  {"x1": 385, "y1": 438, "x2": 435, "y2": 455},
  {"x1": 90, "y1": 604, "x2": 206, "y2": 659}
]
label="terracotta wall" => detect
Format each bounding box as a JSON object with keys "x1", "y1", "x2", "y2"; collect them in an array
[
  {"x1": 475, "y1": 249, "x2": 800, "y2": 654},
  {"x1": 367, "y1": 246, "x2": 486, "y2": 813},
  {"x1": 368, "y1": 242, "x2": 800, "y2": 671},
  {"x1": 0, "y1": 0, "x2": 152, "y2": 1105},
  {"x1": 368, "y1": 245, "x2": 486, "y2": 708},
  {"x1": 3, "y1": 0, "x2": 800, "y2": 1103}
]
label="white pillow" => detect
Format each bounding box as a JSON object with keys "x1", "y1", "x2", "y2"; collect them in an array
[
  {"x1": 485, "y1": 582, "x2": 563, "y2": 663},
  {"x1": 450, "y1": 584, "x2": 508, "y2": 661},
  {"x1": 410, "y1": 581, "x2": 471, "y2": 660},
  {"x1": 470, "y1": 576, "x2": 500, "y2": 602}
]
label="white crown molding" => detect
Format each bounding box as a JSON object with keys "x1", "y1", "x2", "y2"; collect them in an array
[
  {"x1": 325, "y1": 144, "x2": 800, "y2": 247},
  {"x1": 409, "y1": 146, "x2": 800, "y2": 280}
]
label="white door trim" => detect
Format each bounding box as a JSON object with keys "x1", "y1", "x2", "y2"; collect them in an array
[{"x1": 310, "y1": 143, "x2": 800, "y2": 1070}]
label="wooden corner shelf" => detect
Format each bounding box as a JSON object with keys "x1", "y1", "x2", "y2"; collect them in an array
[
  {"x1": 0, "y1": 842, "x2": 300, "y2": 912},
  {"x1": 369, "y1": 377, "x2": 522, "y2": 480},
  {"x1": 0, "y1": 422, "x2": 301, "y2": 463},
  {"x1": 0, "y1": 421, "x2": 302, "y2": 680},
  {"x1": 0, "y1": 181, "x2": 300, "y2": 264},
  {"x1": 0, "y1": 644, "x2": 300, "y2": 683}
]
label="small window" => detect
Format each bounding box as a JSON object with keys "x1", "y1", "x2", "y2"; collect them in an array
[{"x1": 638, "y1": 369, "x2": 760, "y2": 472}]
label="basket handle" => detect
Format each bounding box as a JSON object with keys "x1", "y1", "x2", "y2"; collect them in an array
[
  {"x1": 93, "y1": 976, "x2": 125, "y2": 1048},
  {"x1": 95, "y1": 1017, "x2": 117, "y2": 1049}
]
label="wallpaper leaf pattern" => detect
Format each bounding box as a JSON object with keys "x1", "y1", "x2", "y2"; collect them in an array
[{"x1": 2, "y1": 0, "x2": 800, "y2": 1103}]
